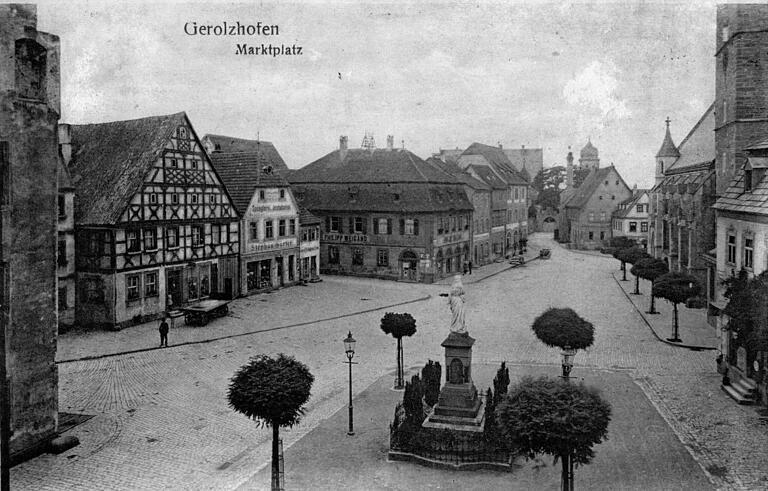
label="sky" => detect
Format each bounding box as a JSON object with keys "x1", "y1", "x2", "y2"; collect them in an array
[{"x1": 36, "y1": 0, "x2": 718, "y2": 189}]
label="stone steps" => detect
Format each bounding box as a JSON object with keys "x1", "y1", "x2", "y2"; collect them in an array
[{"x1": 721, "y1": 377, "x2": 757, "y2": 405}]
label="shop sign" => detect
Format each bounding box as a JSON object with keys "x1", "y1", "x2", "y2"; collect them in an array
[
  {"x1": 247, "y1": 239, "x2": 296, "y2": 254},
  {"x1": 434, "y1": 232, "x2": 468, "y2": 246},
  {"x1": 248, "y1": 203, "x2": 293, "y2": 215},
  {"x1": 322, "y1": 233, "x2": 369, "y2": 243}
]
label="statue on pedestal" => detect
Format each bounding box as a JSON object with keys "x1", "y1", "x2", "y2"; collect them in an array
[{"x1": 448, "y1": 275, "x2": 467, "y2": 334}]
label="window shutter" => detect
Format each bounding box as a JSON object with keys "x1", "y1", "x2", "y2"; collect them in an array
[
  {"x1": 399, "y1": 219, "x2": 405, "y2": 235},
  {"x1": 413, "y1": 219, "x2": 419, "y2": 235},
  {"x1": 373, "y1": 219, "x2": 379, "y2": 235},
  {"x1": 325, "y1": 216, "x2": 330, "y2": 232},
  {"x1": 348, "y1": 217, "x2": 353, "y2": 234},
  {"x1": 387, "y1": 218, "x2": 392, "y2": 235}
]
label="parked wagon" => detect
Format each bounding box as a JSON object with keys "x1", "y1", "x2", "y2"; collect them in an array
[{"x1": 181, "y1": 299, "x2": 230, "y2": 326}]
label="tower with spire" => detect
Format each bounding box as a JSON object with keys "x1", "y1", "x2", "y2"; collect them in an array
[
  {"x1": 579, "y1": 139, "x2": 600, "y2": 169},
  {"x1": 655, "y1": 117, "x2": 680, "y2": 185}
]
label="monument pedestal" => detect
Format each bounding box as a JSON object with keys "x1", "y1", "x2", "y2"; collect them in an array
[{"x1": 423, "y1": 331, "x2": 485, "y2": 432}]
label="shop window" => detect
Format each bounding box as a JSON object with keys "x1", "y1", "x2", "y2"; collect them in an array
[
  {"x1": 126, "y1": 274, "x2": 140, "y2": 301},
  {"x1": 246, "y1": 262, "x2": 258, "y2": 290},
  {"x1": 377, "y1": 249, "x2": 389, "y2": 267},
  {"x1": 200, "y1": 267, "x2": 210, "y2": 296},
  {"x1": 352, "y1": 247, "x2": 364, "y2": 265},
  {"x1": 145, "y1": 272, "x2": 158, "y2": 297}
]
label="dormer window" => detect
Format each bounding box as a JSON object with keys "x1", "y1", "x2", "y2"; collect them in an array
[{"x1": 745, "y1": 169, "x2": 753, "y2": 192}]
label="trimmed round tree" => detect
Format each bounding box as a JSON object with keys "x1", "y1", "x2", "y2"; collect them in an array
[
  {"x1": 630, "y1": 258, "x2": 668, "y2": 314},
  {"x1": 532, "y1": 308, "x2": 594, "y2": 377},
  {"x1": 381, "y1": 312, "x2": 417, "y2": 389},
  {"x1": 227, "y1": 354, "x2": 314, "y2": 490},
  {"x1": 497, "y1": 376, "x2": 611, "y2": 491},
  {"x1": 625, "y1": 250, "x2": 651, "y2": 294},
  {"x1": 614, "y1": 247, "x2": 649, "y2": 284},
  {"x1": 652, "y1": 272, "x2": 701, "y2": 343}
]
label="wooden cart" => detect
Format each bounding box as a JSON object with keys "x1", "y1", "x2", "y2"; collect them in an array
[{"x1": 181, "y1": 299, "x2": 230, "y2": 326}]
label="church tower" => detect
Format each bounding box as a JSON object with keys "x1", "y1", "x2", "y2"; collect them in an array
[
  {"x1": 715, "y1": 4, "x2": 768, "y2": 194},
  {"x1": 579, "y1": 139, "x2": 599, "y2": 169},
  {"x1": 656, "y1": 117, "x2": 680, "y2": 185}
]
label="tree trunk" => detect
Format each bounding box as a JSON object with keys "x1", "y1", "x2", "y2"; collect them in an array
[
  {"x1": 396, "y1": 337, "x2": 403, "y2": 388},
  {"x1": 649, "y1": 291, "x2": 656, "y2": 314},
  {"x1": 561, "y1": 452, "x2": 569, "y2": 491},
  {"x1": 673, "y1": 303, "x2": 679, "y2": 341},
  {"x1": 634, "y1": 274, "x2": 640, "y2": 294},
  {"x1": 621, "y1": 262, "x2": 627, "y2": 281},
  {"x1": 272, "y1": 424, "x2": 280, "y2": 491}
]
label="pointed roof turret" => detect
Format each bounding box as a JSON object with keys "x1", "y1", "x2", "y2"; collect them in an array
[{"x1": 656, "y1": 117, "x2": 680, "y2": 158}]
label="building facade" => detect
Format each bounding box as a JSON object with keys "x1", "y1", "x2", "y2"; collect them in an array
[
  {"x1": 298, "y1": 207, "x2": 321, "y2": 282},
  {"x1": 289, "y1": 135, "x2": 473, "y2": 283},
  {"x1": 611, "y1": 189, "x2": 650, "y2": 248},
  {"x1": 0, "y1": 3, "x2": 61, "y2": 460},
  {"x1": 208, "y1": 144, "x2": 302, "y2": 295},
  {"x1": 67, "y1": 113, "x2": 240, "y2": 329}
]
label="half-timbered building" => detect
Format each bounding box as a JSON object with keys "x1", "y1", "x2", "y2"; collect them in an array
[
  {"x1": 208, "y1": 145, "x2": 301, "y2": 295},
  {"x1": 66, "y1": 113, "x2": 240, "y2": 329}
]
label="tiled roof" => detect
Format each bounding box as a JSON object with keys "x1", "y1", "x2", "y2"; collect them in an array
[
  {"x1": 298, "y1": 206, "x2": 322, "y2": 225},
  {"x1": 652, "y1": 164, "x2": 714, "y2": 195},
  {"x1": 564, "y1": 166, "x2": 627, "y2": 209},
  {"x1": 612, "y1": 190, "x2": 647, "y2": 218},
  {"x1": 461, "y1": 143, "x2": 529, "y2": 185},
  {"x1": 290, "y1": 148, "x2": 459, "y2": 184},
  {"x1": 714, "y1": 155, "x2": 768, "y2": 215},
  {"x1": 468, "y1": 165, "x2": 508, "y2": 190},
  {"x1": 68, "y1": 112, "x2": 186, "y2": 225},
  {"x1": 427, "y1": 157, "x2": 491, "y2": 191},
  {"x1": 203, "y1": 135, "x2": 289, "y2": 173},
  {"x1": 290, "y1": 182, "x2": 473, "y2": 213},
  {"x1": 210, "y1": 151, "x2": 290, "y2": 215},
  {"x1": 656, "y1": 125, "x2": 680, "y2": 158},
  {"x1": 666, "y1": 103, "x2": 715, "y2": 172}
]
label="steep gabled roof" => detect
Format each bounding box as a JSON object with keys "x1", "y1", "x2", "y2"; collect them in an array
[
  {"x1": 298, "y1": 206, "x2": 322, "y2": 225},
  {"x1": 612, "y1": 190, "x2": 648, "y2": 219},
  {"x1": 665, "y1": 103, "x2": 715, "y2": 172},
  {"x1": 468, "y1": 164, "x2": 508, "y2": 190},
  {"x1": 461, "y1": 143, "x2": 529, "y2": 185},
  {"x1": 68, "y1": 112, "x2": 186, "y2": 225},
  {"x1": 426, "y1": 157, "x2": 491, "y2": 191},
  {"x1": 210, "y1": 151, "x2": 290, "y2": 215},
  {"x1": 289, "y1": 148, "x2": 458, "y2": 184},
  {"x1": 565, "y1": 166, "x2": 628, "y2": 209},
  {"x1": 203, "y1": 134, "x2": 289, "y2": 173}
]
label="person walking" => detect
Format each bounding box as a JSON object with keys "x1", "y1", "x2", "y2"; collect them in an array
[
  {"x1": 468, "y1": 260, "x2": 473, "y2": 275},
  {"x1": 159, "y1": 316, "x2": 169, "y2": 347},
  {"x1": 462, "y1": 261, "x2": 468, "y2": 275}
]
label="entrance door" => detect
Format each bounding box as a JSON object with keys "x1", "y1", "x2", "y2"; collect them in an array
[
  {"x1": 276, "y1": 257, "x2": 284, "y2": 286},
  {"x1": 224, "y1": 278, "x2": 233, "y2": 299},
  {"x1": 167, "y1": 269, "x2": 182, "y2": 309}
]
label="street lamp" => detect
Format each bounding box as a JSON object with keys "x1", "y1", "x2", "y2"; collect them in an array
[
  {"x1": 343, "y1": 331, "x2": 357, "y2": 436},
  {"x1": 561, "y1": 346, "x2": 576, "y2": 380}
]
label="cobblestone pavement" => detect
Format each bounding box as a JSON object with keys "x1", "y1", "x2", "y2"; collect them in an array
[{"x1": 11, "y1": 233, "x2": 768, "y2": 490}]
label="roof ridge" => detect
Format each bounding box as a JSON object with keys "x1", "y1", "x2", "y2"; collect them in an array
[{"x1": 69, "y1": 111, "x2": 186, "y2": 127}]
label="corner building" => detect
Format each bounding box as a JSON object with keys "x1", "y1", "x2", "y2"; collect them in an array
[{"x1": 289, "y1": 136, "x2": 473, "y2": 283}]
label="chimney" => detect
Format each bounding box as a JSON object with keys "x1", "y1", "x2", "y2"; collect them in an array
[
  {"x1": 339, "y1": 135, "x2": 348, "y2": 159},
  {"x1": 387, "y1": 135, "x2": 394, "y2": 150},
  {"x1": 58, "y1": 123, "x2": 72, "y2": 167}
]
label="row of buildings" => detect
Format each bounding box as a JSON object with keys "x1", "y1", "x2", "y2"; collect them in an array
[{"x1": 648, "y1": 4, "x2": 768, "y2": 406}]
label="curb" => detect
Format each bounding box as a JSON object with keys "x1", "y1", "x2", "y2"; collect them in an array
[
  {"x1": 57, "y1": 294, "x2": 432, "y2": 364},
  {"x1": 611, "y1": 272, "x2": 717, "y2": 352}
]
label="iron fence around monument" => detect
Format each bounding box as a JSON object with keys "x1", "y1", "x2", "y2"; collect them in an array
[{"x1": 389, "y1": 425, "x2": 512, "y2": 467}]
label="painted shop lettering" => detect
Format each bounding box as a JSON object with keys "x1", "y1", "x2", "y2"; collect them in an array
[{"x1": 184, "y1": 22, "x2": 278, "y2": 36}]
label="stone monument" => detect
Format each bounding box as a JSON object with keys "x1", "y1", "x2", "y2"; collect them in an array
[{"x1": 423, "y1": 276, "x2": 485, "y2": 431}]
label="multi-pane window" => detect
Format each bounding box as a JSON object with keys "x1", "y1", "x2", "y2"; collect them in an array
[
  {"x1": 352, "y1": 247, "x2": 364, "y2": 265},
  {"x1": 514, "y1": 188, "x2": 519, "y2": 200},
  {"x1": 191, "y1": 225, "x2": 203, "y2": 246},
  {"x1": 211, "y1": 224, "x2": 220, "y2": 244},
  {"x1": 636, "y1": 204, "x2": 643, "y2": 213},
  {"x1": 353, "y1": 217, "x2": 365, "y2": 234},
  {"x1": 744, "y1": 237, "x2": 754, "y2": 270},
  {"x1": 127, "y1": 230, "x2": 140, "y2": 252},
  {"x1": 219, "y1": 224, "x2": 228, "y2": 243},
  {"x1": 629, "y1": 222, "x2": 637, "y2": 233},
  {"x1": 588, "y1": 212, "x2": 595, "y2": 222},
  {"x1": 126, "y1": 274, "x2": 140, "y2": 301},
  {"x1": 290, "y1": 219, "x2": 296, "y2": 236},
  {"x1": 166, "y1": 227, "x2": 178, "y2": 248},
  {"x1": 330, "y1": 217, "x2": 341, "y2": 232},
  {"x1": 641, "y1": 222, "x2": 648, "y2": 232},
  {"x1": 145, "y1": 272, "x2": 158, "y2": 296},
  {"x1": 88, "y1": 232, "x2": 101, "y2": 255},
  {"x1": 377, "y1": 249, "x2": 389, "y2": 267},
  {"x1": 727, "y1": 233, "x2": 736, "y2": 264},
  {"x1": 279, "y1": 219, "x2": 286, "y2": 236},
  {"x1": 265, "y1": 220, "x2": 274, "y2": 239},
  {"x1": 404, "y1": 219, "x2": 415, "y2": 235},
  {"x1": 249, "y1": 221, "x2": 258, "y2": 241},
  {"x1": 328, "y1": 246, "x2": 340, "y2": 264},
  {"x1": 143, "y1": 228, "x2": 157, "y2": 250}
]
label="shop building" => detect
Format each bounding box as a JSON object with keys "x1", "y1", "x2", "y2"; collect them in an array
[
  {"x1": 67, "y1": 113, "x2": 240, "y2": 329},
  {"x1": 208, "y1": 144, "x2": 301, "y2": 294},
  {"x1": 289, "y1": 135, "x2": 473, "y2": 283}
]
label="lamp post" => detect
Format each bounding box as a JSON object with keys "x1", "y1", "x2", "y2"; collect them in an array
[
  {"x1": 561, "y1": 346, "x2": 575, "y2": 380},
  {"x1": 343, "y1": 331, "x2": 357, "y2": 436}
]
